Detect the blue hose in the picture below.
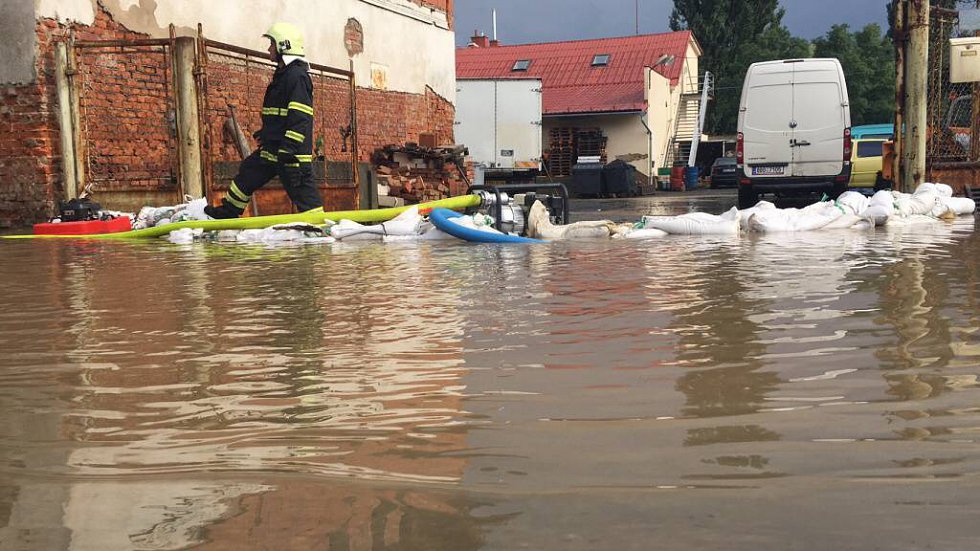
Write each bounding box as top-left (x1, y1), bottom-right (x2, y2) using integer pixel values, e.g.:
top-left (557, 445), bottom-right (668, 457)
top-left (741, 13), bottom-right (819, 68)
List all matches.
top-left (428, 208), bottom-right (547, 244)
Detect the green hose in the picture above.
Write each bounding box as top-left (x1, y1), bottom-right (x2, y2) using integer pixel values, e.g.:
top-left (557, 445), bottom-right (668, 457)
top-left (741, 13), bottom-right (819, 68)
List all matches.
top-left (4, 194), bottom-right (482, 240)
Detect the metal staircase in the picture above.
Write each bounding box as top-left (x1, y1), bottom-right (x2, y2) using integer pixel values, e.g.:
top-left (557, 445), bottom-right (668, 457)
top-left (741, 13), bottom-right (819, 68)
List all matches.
top-left (662, 72), bottom-right (713, 169)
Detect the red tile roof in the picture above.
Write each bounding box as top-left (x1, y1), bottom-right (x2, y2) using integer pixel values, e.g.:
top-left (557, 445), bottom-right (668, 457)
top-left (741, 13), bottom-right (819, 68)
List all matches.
top-left (456, 31), bottom-right (695, 115)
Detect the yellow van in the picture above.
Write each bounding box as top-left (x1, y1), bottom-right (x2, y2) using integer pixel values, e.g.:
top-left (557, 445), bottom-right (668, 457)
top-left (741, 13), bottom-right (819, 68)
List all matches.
top-left (849, 139), bottom-right (885, 188)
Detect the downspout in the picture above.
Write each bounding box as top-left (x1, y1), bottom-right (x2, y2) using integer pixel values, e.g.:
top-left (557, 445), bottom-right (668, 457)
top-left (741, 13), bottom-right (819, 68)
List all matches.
top-left (641, 67), bottom-right (654, 182)
top-left (640, 112), bottom-right (653, 183)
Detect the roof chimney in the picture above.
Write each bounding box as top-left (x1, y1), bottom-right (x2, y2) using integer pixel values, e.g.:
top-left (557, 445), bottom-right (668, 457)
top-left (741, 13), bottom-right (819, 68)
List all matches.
top-left (470, 31), bottom-right (490, 48)
top-left (490, 39), bottom-right (500, 47)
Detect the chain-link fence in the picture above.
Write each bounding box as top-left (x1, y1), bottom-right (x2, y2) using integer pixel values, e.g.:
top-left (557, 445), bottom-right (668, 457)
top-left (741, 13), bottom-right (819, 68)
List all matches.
top-left (927, 7), bottom-right (974, 162)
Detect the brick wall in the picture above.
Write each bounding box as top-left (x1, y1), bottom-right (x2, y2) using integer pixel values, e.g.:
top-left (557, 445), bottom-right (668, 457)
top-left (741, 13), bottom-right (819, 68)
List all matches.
top-left (0, 20), bottom-right (61, 228)
top-left (0, 4), bottom-right (457, 228)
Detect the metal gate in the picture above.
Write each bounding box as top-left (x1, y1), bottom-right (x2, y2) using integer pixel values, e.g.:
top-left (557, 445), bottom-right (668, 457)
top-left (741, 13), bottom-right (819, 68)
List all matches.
top-left (197, 34), bottom-right (360, 215)
top-left (60, 26), bottom-right (360, 214)
top-left (67, 32), bottom-right (183, 210)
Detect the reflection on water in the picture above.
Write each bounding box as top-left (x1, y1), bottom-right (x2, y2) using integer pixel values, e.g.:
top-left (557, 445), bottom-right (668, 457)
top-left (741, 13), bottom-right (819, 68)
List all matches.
top-left (1, 206), bottom-right (979, 549)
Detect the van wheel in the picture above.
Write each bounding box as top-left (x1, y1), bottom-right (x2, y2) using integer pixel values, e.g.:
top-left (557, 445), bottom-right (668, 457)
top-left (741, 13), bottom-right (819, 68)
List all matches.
top-left (737, 185), bottom-right (758, 209)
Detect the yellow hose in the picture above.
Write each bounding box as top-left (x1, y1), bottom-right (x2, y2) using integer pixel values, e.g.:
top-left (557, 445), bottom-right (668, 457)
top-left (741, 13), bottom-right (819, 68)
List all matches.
top-left (3, 194), bottom-right (482, 240)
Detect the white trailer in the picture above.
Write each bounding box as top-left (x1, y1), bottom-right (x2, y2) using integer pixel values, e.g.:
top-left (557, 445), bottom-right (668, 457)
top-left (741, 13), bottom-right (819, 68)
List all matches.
top-left (455, 78), bottom-right (542, 173)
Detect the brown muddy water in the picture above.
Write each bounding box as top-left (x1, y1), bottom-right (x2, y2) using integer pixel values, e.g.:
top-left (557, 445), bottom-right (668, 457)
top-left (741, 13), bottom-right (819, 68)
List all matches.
top-left (1, 191), bottom-right (979, 550)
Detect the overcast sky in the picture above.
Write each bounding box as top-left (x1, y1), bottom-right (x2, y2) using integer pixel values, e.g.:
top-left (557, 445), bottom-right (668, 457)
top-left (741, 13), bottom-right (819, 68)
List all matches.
top-left (454, 1), bottom-right (890, 47)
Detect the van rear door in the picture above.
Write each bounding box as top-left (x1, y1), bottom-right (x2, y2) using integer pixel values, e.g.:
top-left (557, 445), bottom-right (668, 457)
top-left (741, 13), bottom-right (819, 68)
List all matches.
top-left (790, 62), bottom-right (846, 177)
top-left (741, 65), bottom-right (793, 178)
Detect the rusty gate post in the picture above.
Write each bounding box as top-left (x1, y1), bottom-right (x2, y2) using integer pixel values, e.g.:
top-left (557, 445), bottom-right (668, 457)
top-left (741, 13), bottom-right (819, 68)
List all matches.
top-left (174, 36), bottom-right (204, 199)
top-left (902, 0), bottom-right (929, 192)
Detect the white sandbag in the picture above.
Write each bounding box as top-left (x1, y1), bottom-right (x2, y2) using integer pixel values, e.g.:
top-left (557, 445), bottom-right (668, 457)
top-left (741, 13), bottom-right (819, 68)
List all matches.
top-left (172, 197), bottom-right (210, 222)
top-left (821, 213), bottom-right (866, 230)
top-left (526, 200), bottom-right (613, 240)
top-left (835, 191), bottom-right (870, 216)
top-left (860, 204), bottom-right (892, 226)
top-left (237, 224), bottom-right (333, 244)
top-left (330, 219), bottom-right (385, 240)
top-left (747, 203), bottom-right (843, 232)
top-left (380, 206), bottom-right (423, 235)
top-left (893, 189), bottom-right (938, 217)
top-left (215, 230), bottom-right (241, 242)
top-left (641, 208), bottom-right (740, 235)
top-left (913, 182), bottom-right (939, 196)
top-left (885, 214), bottom-right (943, 227)
top-left (940, 196), bottom-right (977, 216)
top-left (618, 227), bottom-right (669, 239)
top-left (736, 201), bottom-right (777, 230)
top-left (419, 225), bottom-right (457, 240)
top-left (166, 227), bottom-right (196, 244)
top-left (447, 214), bottom-right (504, 234)
top-left (926, 182), bottom-right (954, 197)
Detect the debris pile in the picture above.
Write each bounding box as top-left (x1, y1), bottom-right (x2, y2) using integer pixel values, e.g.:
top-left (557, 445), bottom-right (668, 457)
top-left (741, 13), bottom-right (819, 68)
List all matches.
top-left (372, 143), bottom-right (471, 205)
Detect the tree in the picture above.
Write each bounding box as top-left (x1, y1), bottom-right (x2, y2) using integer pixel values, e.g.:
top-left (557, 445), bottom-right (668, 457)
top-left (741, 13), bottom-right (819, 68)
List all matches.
top-left (813, 24), bottom-right (895, 126)
top-left (670, 0), bottom-right (810, 133)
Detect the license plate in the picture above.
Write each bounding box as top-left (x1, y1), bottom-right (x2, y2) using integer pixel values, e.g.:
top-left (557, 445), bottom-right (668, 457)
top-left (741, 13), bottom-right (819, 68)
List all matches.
top-left (752, 165), bottom-right (785, 176)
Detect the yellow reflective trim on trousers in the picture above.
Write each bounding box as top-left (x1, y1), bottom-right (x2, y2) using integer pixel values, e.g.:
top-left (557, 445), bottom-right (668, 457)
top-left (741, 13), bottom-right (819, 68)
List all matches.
top-left (225, 193), bottom-right (248, 210)
top-left (284, 130), bottom-right (305, 143)
top-left (279, 150), bottom-right (313, 163)
top-left (285, 163), bottom-right (300, 168)
top-left (288, 101), bottom-right (314, 116)
top-left (260, 151), bottom-right (278, 163)
top-left (229, 181), bottom-right (251, 203)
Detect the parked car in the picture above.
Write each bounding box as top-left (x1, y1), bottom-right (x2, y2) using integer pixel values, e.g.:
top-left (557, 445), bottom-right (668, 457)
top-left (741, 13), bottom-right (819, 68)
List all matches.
top-left (709, 157), bottom-right (738, 188)
top-left (850, 139), bottom-right (886, 189)
top-left (851, 124), bottom-right (894, 140)
top-left (736, 58), bottom-right (852, 209)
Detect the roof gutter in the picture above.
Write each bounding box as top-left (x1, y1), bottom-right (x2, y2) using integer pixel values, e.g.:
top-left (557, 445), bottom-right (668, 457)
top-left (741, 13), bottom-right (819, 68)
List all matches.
top-left (544, 110), bottom-right (642, 118)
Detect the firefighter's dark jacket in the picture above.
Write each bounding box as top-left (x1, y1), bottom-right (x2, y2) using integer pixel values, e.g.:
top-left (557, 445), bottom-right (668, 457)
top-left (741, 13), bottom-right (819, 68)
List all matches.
top-left (256, 59), bottom-right (314, 166)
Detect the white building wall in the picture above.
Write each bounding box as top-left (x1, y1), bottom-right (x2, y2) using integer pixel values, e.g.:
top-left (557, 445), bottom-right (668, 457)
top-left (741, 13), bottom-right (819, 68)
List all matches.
top-left (29, 0), bottom-right (456, 102)
top-left (542, 114), bottom-right (649, 176)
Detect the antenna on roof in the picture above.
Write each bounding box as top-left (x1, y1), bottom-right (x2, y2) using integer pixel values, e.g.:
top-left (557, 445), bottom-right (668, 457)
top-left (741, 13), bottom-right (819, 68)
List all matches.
top-left (635, 0), bottom-right (638, 35)
top-left (492, 9), bottom-right (498, 41)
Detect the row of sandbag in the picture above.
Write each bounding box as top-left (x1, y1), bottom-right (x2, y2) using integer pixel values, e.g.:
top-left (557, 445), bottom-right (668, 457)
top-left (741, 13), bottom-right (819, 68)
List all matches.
top-left (166, 206), bottom-right (507, 244)
top-left (635, 183), bottom-right (977, 236)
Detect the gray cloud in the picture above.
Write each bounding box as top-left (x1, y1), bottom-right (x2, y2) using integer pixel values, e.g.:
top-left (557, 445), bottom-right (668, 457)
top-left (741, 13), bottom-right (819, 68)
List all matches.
top-left (455, 0), bottom-right (891, 46)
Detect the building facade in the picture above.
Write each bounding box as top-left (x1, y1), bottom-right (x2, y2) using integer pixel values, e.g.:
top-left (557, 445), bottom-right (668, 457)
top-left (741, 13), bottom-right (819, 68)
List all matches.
top-left (456, 31), bottom-right (703, 182)
top-left (0, 0), bottom-right (457, 227)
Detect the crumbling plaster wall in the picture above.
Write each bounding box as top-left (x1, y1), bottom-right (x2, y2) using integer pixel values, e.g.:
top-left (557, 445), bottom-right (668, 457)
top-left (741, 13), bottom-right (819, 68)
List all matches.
top-left (33, 0), bottom-right (456, 103)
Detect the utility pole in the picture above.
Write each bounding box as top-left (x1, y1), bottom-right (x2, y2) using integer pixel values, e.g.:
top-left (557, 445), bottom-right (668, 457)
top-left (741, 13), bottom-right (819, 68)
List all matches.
top-left (902, 0), bottom-right (929, 192)
top-left (893, 0), bottom-right (905, 191)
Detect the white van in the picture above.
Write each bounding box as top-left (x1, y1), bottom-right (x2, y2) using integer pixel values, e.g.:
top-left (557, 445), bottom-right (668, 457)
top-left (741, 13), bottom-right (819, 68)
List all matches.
top-left (736, 58), bottom-right (852, 208)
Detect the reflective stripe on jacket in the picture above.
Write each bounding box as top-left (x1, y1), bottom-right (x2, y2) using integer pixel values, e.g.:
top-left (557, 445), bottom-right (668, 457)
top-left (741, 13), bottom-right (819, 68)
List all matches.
top-left (257, 59), bottom-right (314, 164)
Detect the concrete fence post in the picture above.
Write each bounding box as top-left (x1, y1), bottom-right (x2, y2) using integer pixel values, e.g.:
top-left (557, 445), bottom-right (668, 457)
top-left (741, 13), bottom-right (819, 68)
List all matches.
top-left (902, 0), bottom-right (929, 192)
top-left (174, 36), bottom-right (204, 198)
top-left (54, 42), bottom-right (78, 200)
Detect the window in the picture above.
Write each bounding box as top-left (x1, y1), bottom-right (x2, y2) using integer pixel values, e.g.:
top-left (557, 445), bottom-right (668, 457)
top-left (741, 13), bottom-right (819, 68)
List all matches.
top-left (512, 59), bottom-right (531, 71)
top-left (591, 54), bottom-right (610, 67)
top-left (856, 140), bottom-right (884, 158)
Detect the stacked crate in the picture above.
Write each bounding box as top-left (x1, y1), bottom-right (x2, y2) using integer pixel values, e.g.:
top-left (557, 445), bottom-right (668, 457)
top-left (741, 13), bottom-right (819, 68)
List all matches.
top-left (547, 128), bottom-right (576, 177)
top-left (547, 127), bottom-right (608, 176)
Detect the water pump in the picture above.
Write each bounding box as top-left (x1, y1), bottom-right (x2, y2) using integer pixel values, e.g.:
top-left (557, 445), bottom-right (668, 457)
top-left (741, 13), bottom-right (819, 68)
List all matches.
top-left (468, 183), bottom-right (569, 237)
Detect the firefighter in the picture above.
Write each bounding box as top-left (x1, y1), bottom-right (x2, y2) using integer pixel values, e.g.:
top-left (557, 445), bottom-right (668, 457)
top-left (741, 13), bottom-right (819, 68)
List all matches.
top-left (205, 22), bottom-right (323, 219)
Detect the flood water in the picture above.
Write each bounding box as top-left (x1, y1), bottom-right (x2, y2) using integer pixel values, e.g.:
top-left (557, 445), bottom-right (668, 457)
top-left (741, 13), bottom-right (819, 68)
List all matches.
top-left (1, 191), bottom-right (979, 550)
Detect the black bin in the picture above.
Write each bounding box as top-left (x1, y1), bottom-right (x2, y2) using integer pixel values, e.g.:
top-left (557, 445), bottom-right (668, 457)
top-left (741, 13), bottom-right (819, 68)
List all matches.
top-left (602, 160), bottom-right (637, 197)
top-left (570, 162), bottom-right (603, 197)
